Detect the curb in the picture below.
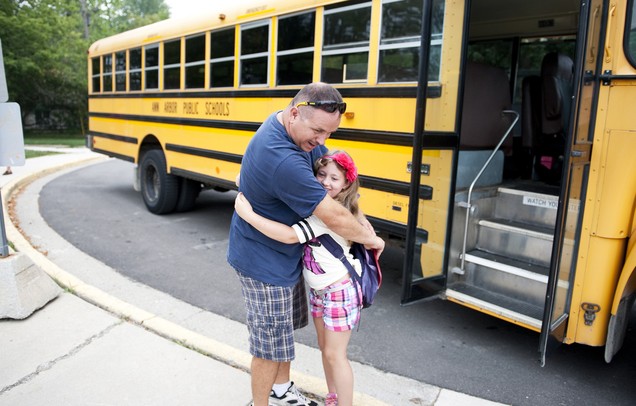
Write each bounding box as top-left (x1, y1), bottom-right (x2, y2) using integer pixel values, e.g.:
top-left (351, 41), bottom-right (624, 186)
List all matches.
top-left (2, 154), bottom-right (391, 406)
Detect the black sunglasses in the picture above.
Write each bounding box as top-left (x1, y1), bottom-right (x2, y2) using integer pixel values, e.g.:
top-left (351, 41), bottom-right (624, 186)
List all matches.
top-left (296, 101), bottom-right (347, 114)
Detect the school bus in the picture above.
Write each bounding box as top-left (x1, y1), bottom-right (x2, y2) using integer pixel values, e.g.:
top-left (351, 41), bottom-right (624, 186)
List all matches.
top-left (87, 0), bottom-right (636, 364)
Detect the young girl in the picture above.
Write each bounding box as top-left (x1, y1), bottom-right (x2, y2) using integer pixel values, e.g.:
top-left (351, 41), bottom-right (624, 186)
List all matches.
top-left (234, 150), bottom-right (366, 406)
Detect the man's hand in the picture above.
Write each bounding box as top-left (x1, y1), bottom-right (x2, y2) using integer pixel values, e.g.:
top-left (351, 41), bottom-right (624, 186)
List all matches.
top-left (365, 235), bottom-right (385, 258)
top-left (357, 212), bottom-right (375, 233)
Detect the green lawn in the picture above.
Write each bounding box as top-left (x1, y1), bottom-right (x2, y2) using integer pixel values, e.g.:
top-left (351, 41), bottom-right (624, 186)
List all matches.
top-left (24, 131), bottom-right (85, 159)
top-left (24, 131), bottom-right (85, 148)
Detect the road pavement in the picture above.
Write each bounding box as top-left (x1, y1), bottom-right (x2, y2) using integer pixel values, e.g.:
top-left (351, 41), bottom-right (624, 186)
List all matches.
top-left (0, 148), bottom-right (507, 405)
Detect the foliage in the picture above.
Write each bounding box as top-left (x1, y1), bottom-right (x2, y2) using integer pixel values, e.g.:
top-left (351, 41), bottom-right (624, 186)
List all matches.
top-left (0, 0), bottom-right (169, 131)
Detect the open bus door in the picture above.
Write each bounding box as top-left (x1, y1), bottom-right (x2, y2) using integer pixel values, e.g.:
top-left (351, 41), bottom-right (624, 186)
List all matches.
top-left (538, 0), bottom-right (602, 365)
top-left (401, 0), bottom-right (447, 304)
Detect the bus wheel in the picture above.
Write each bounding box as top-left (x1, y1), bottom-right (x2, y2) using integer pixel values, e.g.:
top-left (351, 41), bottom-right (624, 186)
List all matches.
top-left (140, 149), bottom-right (179, 214)
top-left (174, 178), bottom-right (201, 212)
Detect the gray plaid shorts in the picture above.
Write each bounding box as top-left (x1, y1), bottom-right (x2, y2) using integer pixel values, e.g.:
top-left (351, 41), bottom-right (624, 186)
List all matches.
top-left (236, 271), bottom-right (308, 362)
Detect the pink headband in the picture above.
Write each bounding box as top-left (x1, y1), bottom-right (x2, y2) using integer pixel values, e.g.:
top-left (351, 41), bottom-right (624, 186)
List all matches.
top-left (329, 153), bottom-right (358, 183)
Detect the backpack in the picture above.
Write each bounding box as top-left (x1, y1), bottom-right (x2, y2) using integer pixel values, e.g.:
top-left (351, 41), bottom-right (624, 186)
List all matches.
top-left (317, 235), bottom-right (382, 308)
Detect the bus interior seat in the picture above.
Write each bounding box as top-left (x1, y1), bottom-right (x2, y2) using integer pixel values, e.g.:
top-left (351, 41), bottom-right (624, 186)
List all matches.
top-left (457, 61), bottom-right (513, 189)
top-left (522, 52), bottom-right (574, 184)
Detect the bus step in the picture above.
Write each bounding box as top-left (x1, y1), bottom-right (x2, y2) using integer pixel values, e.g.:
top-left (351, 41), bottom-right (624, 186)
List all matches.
top-left (446, 282), bottom-right (543, 330)
top-left (476, 218), bottom-right (554, 268)
top-left (495, 185), bottom-right (559, 228)
top-left (462, 249), bottom-right (549, 308)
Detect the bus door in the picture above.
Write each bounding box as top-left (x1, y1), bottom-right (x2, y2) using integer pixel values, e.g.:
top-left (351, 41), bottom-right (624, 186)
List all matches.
top-left (539, 0), bottom-right (602, 365)
top-left (401, 0), bottom-right (452, 304)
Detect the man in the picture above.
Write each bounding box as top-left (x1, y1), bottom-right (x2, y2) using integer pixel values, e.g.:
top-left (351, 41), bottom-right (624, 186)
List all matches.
top-left (228, 83), bottom-right (384, 406)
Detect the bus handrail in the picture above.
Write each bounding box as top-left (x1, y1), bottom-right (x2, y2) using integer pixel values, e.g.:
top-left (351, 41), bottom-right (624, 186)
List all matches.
top-left (453, 110), bottom-right (520, 275)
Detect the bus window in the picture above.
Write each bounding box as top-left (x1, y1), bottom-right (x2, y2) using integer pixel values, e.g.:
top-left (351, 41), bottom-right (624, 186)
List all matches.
top-left (91, 57), bottom-right (100, 93)
top-left (129, 48), bottom-right (142, 91)
top-left (240, 21), bottom-right (270, 86)
top-left (516, 38), bottom-right (575, 104)
top-left (115, 51), bottom-right (126, 92)
top-left (625, 0), bottom-right (636, 67)
top-left (468, 37), bottom-right (575, 105)
top-left (103, 53), bottom-right (113, 92)
top-left (277, 11), bottom-right (315, 86)
top-left (378, 0), bottom-right (444, 83)
top-left (322, 1), bottom-right (371, 83)
top-left (185, 34), bottom-right (206, 89)
top-left (144, 45), bottom-right (159, 90)
top-left (210, 28), bottom-right (235, 88)
top-left (164, 39), bottom-right (181, 90)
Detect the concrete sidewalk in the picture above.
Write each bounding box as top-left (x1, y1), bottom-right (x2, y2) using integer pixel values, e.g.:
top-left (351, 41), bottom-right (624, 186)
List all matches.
top-left (0, 148), bottom-right (508, 406)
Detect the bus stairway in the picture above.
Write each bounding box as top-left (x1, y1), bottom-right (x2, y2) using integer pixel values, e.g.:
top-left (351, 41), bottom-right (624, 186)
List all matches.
top-left (447, 184), bottom-right (571, 329)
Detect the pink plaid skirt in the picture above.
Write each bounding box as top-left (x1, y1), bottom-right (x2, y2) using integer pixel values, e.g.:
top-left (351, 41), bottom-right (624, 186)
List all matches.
top-left (310, 278), bottom-right (361, 332)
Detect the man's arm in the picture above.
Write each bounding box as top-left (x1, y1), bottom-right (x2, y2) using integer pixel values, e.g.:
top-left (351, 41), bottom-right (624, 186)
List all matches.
top-left (313, 194), bottom-right (385, 254)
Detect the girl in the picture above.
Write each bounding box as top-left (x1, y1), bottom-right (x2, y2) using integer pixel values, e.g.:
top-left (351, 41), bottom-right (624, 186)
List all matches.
top-left (234, 150), bottom-right (366, 406)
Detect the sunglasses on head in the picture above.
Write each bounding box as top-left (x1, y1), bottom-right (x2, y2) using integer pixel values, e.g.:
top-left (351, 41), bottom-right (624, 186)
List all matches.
top-left (295, 101), bottom-right (347, 114)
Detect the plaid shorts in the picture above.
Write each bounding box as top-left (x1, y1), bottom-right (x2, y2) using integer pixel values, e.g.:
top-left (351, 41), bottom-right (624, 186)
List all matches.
top-left (310, 278), bottom-right (361, 332)
top-left (236, 271), bottom-right (308, 362)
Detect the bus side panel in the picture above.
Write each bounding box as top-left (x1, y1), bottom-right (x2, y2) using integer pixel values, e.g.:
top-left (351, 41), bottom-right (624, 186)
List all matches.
top-left (568, 129), bottom-right (636, 346)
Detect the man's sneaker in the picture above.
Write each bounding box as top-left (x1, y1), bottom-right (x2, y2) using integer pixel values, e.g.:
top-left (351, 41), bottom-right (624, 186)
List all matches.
top-left (269, 382), bottom-right (319, 406)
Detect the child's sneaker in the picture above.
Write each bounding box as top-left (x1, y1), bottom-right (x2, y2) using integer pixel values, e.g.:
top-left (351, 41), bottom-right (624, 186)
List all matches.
top-left (269, 382), bottom-right (319, 406)
top-left (325, 392), bottom-right (338, 406)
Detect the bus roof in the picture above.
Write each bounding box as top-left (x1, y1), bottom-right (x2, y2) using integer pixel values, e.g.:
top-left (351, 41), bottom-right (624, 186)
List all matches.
top-left (88, 0), bottom-right (346, 56)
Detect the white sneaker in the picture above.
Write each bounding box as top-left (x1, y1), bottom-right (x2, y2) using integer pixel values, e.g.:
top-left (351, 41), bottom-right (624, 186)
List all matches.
top-left (269, 382), bottom-right (319, 406)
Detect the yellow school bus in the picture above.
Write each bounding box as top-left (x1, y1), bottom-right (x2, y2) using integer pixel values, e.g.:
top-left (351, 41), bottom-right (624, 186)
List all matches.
top-left (87, 0), bottom-right (636, 364)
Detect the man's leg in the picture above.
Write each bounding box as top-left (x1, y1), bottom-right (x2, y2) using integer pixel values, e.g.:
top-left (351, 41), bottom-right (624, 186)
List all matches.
top-left (274, 361), bottom-right (291, 385)
top-left (252, 357), bottom-right (281, 406)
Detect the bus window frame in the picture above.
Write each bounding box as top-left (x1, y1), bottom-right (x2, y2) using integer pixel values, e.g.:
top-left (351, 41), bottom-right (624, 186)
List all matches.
top-left (103, 53), bottom-right (113, 92)
top-left (144, 44), bottom-right (160, 91)
top-left (115, 50), bottom-right (126, 92)
top-left (376, 0), bottom-right (446, 84)
top-left (129, 47), bottom-right (142, 92)
top-left (239, 20), bottom-right (271, 87)
top-left (163, 38), bottom-right (182, 90)
top-left (91, 57), bottom-right (101, 93)
top-left (322, 1), bottom-right (372, 84)
top-left (185, 33), bottom-right (206, 89)
top-left (210, 27), bottom-right (236, 89)
top-left (623, 0), bottom-right (636, 68)
top-left (277, 10), bottom-right (316, 86)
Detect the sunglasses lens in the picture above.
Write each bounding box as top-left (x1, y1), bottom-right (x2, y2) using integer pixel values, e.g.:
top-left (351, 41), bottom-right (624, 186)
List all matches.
top-left (320, 103), bottom-right (346, 114)
top-left (298, 101), bottom-right (346, 114)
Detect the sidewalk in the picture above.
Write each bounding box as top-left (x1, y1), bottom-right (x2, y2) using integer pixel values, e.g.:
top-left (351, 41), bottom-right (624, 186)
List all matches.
top-left (0, 148), bottom-right (508, 406)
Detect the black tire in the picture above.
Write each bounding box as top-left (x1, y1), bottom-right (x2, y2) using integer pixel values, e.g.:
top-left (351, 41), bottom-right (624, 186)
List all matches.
top-left (174, 178), bottom-right (202, 213)
top-left (139, 149), bottom-right (180, 214)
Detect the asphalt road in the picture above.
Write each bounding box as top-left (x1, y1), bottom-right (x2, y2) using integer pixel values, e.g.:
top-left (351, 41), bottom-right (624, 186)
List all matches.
top-left (39, 159), bottom-right (636, 406)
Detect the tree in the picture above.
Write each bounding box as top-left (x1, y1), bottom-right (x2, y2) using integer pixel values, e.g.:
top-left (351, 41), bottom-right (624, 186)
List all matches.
top-left (0, 0), bottom-right (169, 131)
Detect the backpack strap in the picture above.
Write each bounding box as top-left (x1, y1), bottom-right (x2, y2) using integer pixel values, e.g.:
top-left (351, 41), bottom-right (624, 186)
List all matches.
top-left (316, 235), bottom-right (363, 306)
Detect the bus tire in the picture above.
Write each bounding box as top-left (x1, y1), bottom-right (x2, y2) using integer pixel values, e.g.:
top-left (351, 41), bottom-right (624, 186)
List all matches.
top-left (174, 178), bottom-right (201, 212)
top-left (140, 149), bottom-right (179, 214)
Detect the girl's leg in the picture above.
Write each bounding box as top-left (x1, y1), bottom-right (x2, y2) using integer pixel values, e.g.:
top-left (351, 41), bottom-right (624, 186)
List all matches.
top-left (323, 329), bottom-right (354, 406)
top-left (313, 316), bottom-right (338, 394)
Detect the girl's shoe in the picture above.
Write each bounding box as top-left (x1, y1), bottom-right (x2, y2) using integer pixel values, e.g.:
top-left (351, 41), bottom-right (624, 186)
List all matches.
top-left (325, 392), bottom-right (338, 406)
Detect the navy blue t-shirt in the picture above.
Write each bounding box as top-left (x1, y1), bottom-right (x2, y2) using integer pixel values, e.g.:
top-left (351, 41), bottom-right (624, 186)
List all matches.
top-left (227, 112), bottom-right (327, 286)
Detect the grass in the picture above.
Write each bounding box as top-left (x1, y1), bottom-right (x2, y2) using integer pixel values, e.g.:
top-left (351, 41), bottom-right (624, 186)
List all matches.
top-left (24, 130), bottom-right (85, 148)
top-left (24, 130), bottom-right (85, 159)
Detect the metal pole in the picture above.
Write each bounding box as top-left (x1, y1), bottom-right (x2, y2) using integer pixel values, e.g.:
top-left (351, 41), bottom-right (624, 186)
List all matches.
top-left (0, 191), bottom-right (9, 257)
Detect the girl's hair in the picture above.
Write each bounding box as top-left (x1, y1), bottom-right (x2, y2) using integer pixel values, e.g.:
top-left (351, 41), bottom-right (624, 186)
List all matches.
top-left (314, 150), bottom-right (360, 216)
